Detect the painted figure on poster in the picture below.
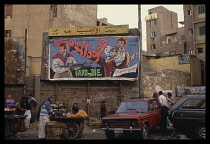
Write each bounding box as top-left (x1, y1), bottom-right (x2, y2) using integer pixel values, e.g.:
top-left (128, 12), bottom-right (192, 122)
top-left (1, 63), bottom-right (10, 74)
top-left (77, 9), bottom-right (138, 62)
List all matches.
top-left (52, 43), bottom-right (80, 78)
top-left (97, 37), bottom-right (138, 77)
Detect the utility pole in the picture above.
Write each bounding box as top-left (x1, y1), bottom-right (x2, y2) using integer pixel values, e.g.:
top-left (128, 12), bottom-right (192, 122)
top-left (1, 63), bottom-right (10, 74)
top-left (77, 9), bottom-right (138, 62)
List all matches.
top-left (138, 4), bottom-right (143, 98)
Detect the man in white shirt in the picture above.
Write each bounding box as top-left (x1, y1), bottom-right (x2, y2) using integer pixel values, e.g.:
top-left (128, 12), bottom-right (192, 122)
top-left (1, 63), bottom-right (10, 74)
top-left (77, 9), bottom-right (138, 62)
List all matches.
top-left (158, 91), bottom-right (169, 135)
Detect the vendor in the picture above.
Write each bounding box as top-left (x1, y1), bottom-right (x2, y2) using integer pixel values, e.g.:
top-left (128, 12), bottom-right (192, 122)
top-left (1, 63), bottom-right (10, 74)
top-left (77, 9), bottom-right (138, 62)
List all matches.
top-left (5, 94), bottom-right (15, 109)
top-left (72, 103), bottom-right (80, 114)
top-left (38, 96), bottom-right (55, 139)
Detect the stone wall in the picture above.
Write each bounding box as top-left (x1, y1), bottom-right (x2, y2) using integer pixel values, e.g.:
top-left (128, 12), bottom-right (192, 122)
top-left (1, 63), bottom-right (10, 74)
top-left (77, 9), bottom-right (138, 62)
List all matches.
top-left (142, 69), bottom-right (191, 98)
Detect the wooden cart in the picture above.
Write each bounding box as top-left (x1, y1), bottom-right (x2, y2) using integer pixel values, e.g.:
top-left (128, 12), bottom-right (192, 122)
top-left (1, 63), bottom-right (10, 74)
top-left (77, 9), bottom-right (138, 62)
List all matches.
top-left (49, 116), bottom-right (86, 140)
top-left (5, 115), bottom-right (27, 138)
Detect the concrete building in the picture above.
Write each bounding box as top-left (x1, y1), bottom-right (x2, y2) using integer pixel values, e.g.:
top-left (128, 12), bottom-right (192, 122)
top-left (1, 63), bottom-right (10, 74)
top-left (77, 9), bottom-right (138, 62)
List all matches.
top-left (4, 4), bottom-right (97, 77)
top-left (97, 18), bottom-right (113, 26)
top-left (183, 4), bottom-right (206, 62)
top-left (146, 6), bottom-right (185, 56)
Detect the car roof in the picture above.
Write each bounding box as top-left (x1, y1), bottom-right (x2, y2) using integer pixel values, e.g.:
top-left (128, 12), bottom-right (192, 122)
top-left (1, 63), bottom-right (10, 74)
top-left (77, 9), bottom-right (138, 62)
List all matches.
top-left (122, 98), bottom-right (156, 102)
top-left (184, 95), bottom-right (205, 99)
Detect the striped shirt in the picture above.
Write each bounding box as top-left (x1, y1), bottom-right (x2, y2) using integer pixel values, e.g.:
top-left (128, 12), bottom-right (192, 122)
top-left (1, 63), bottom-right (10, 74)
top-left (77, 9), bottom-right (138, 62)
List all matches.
top-left (40, 100), bottom-right (55, 116)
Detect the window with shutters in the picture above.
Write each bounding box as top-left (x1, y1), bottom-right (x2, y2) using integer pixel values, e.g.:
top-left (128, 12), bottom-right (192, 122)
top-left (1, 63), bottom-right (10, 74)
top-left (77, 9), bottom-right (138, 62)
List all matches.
top-left (50, 4), bottom-right (57, 18)
top-left (150, 19), bottom-right (157, 26)
top-left (187, 10), bottom-right (192, 15)
top-left (150, 32), bottom-right (156, 37)
top-left (5, 5), bottom-right (12, 19)
top-left (189, 29), bottom-right (193, 35)
top-left (198, 5), bottom-right (205, 14)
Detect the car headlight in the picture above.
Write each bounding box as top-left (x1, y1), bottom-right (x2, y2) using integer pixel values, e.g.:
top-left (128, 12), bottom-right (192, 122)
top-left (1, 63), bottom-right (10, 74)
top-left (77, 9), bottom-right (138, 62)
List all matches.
top-left (131, 121), bottom-right (137, 127)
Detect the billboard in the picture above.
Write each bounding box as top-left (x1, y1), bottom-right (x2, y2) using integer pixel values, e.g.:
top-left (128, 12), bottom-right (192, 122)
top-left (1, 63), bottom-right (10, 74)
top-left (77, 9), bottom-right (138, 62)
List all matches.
top-left (49, 36), bottom-right (140, 80)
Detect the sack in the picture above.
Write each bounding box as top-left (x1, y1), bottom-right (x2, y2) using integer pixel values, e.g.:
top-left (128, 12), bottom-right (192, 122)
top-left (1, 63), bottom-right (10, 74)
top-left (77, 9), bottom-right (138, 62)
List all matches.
top-left (74, 109), bottom-right (88, 117)
top-left (24, 110), bottom-right (31, 128)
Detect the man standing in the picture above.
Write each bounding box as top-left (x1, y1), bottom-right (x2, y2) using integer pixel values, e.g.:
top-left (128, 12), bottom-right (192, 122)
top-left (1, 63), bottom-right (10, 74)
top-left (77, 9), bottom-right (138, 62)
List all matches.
top-left (28, 94), bottom-right (37, 127)
top-left (38, 96), bottom-right (55, 139)
top-left (158, 91), bottom-right (169, 135)
top-left (52, 43), bottom-right (79, 79)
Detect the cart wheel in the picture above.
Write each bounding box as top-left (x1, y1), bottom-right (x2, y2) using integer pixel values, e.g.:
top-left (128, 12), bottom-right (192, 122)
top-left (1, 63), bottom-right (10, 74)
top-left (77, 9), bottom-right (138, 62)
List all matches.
top-left (63, 122), bottom-right (80, 140)
top-left (5, 122), bottom-right (10, 138)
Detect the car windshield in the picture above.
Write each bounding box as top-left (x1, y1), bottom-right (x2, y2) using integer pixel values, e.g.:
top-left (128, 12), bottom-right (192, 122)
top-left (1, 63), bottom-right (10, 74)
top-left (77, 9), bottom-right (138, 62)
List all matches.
top-left (169, 96), bottom-right (187, 111)
top-left (116, 100), bottom-right (148, 113)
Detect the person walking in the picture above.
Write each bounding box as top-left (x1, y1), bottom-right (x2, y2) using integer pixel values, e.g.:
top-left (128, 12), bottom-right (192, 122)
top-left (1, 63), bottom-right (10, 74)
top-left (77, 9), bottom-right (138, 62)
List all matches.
top-left (28, 94), bottom-right (38, 127)
top-left (38, 96), bottom-right (55, 139)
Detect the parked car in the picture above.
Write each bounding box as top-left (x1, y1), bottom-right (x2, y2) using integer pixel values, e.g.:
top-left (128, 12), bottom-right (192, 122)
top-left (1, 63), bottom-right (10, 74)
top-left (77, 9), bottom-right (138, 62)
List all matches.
top-left (168, 95), bottom-right (205, 139)
top-left (101, 98), bottom-right (161, 139)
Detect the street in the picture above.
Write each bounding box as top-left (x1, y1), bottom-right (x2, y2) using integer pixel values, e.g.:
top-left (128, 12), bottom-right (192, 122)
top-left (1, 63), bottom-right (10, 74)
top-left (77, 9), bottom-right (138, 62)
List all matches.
top-left (5, 120), bottom-right (190, 140)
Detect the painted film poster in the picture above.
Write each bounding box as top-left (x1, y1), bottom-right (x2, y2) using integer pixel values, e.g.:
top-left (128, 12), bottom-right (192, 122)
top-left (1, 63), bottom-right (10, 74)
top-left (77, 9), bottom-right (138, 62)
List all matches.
top-left (49, 36), bottom-right (140, 80)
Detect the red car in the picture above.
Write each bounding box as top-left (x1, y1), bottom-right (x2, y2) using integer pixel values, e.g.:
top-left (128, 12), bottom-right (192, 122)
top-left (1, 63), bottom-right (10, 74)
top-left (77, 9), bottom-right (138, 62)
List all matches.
top-left (101, 98), bottom-right (161, 139)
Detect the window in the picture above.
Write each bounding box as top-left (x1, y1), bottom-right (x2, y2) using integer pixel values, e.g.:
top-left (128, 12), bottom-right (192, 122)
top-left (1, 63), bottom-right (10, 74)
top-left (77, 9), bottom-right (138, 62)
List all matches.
top-left (5, 5), bottom-right (12, 19)
top-left (167, 38), bottom-right (171, 44)
top-left (150, 32), bottom-right (157, 37)
top-left (197, 48), bottom-right (203, 53)
top-left (152, 101), bottom-right (160, 109)
top-left (187, 10), bottom-right (192, 15)
top-left (189, 50), bottom-right (194, 55)
top-left (189, 29), bottom-right (193, 35)
top-left (150, 19), bottom-right (157, 26)
top-left (198, 5), bottom-right (205, 14)
top-left (97, 21), bottom-right (100, 26)
top-left (199, 26), bottom-right (205, 35)
top-left (5, 30), bottom-right (11, 37)
top-left (150, 44), bottom-right (155, 50)
top-left (50, 4), bottom-right (57, 18)
top-left (180, 99), bottom-right (205, 110)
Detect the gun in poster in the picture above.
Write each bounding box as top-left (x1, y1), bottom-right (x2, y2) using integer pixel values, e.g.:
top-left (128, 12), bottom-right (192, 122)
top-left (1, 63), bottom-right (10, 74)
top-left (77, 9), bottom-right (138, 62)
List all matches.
top-left (60, 61), bottom-right (92, 70)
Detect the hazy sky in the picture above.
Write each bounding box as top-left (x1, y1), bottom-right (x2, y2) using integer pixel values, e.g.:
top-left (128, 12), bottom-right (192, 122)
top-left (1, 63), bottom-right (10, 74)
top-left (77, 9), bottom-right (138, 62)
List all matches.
top-left (97, 4), bottom-right (184, 50)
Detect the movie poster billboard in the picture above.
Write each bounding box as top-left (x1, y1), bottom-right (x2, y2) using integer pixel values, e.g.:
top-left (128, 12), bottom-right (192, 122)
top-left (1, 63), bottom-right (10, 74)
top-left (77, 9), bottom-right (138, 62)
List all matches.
top-left (49, 36), bottom-right (140, 80)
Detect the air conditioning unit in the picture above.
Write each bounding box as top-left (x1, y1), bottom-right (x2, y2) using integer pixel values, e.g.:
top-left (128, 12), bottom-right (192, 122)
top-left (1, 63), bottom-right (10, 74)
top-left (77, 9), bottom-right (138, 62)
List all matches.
top-left (7, 16), bottom-right (11, 19)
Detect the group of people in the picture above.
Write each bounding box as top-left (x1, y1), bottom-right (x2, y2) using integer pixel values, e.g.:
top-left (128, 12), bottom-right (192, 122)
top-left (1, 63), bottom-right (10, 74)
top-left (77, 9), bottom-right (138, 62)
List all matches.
top-left (5, 94), bottom-right (38, 128)
top-left (153, 91), bottom-right (175, 135)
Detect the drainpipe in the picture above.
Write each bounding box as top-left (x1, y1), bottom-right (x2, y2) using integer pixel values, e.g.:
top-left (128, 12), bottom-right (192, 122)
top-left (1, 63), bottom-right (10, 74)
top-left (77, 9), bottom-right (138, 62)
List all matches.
top-left (138, 4), bottom-right (143, 98)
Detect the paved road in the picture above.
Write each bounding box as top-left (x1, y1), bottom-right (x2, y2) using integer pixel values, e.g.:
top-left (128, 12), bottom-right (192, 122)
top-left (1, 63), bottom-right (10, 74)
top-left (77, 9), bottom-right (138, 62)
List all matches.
top-left (5, 120), bottom-right (190, 140)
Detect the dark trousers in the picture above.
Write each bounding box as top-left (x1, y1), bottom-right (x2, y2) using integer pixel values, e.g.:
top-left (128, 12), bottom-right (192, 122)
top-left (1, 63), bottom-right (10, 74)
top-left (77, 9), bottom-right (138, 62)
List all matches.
top-left (160, 106), bottom-right (169, 133)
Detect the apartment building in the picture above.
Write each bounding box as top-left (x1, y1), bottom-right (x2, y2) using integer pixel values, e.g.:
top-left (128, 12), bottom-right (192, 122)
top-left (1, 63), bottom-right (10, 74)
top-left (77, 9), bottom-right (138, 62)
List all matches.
top-left (183, 4), bottom-right (206, 62)
top-left (5, 4), bottom-right (97, 77)
top-left (146, 6), bottom-right (185, 56)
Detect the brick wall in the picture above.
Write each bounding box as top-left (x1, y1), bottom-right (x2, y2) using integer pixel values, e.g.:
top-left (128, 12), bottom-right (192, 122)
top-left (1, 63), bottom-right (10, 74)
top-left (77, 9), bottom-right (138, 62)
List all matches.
top-left (142, 69), bottom-right (191, 98)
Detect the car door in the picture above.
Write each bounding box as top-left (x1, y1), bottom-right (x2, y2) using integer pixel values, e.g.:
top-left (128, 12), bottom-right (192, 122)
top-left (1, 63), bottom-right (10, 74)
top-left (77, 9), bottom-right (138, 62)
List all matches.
top-left (172, 98), bottom-right (205, 131)
top-left (148, 100), bottom-right (156, 128)
top-left (152, 100), bottom-right (161, 127)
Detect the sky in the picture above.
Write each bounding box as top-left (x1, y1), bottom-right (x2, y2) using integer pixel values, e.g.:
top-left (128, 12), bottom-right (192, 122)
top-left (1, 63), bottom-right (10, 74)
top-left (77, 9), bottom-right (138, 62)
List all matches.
top-left (97, 4), bottom-right (184, 51)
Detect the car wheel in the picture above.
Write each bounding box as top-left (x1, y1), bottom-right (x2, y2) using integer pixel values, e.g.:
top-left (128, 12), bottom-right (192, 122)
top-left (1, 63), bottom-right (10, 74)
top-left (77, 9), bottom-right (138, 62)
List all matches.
top-left (195, 124), bottom-right (205, 139)
top-left (141, 124), bottom-right (148, 139)
top-left (105, 130), bottom-right (115, 139)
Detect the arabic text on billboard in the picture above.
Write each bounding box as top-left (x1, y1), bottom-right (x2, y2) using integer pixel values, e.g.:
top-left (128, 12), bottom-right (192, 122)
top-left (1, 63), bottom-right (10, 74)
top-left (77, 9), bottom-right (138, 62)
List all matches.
top-left (49, 36), bottom-right (140, 80)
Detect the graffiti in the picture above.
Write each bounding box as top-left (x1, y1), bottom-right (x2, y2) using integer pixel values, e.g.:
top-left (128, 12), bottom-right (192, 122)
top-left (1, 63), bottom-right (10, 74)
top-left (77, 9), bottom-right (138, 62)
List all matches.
top-left (49, 36), bottom-right (140, 80)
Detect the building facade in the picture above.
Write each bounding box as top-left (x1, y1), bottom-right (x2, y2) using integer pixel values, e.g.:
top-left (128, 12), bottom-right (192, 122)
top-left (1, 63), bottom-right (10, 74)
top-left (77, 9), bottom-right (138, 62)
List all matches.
top-left (5, 4), bottom-right (97, 77)
top-left (146, 6), bottom-right (185, 56)
top-left (183, 4), bottom-right (206, 62)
